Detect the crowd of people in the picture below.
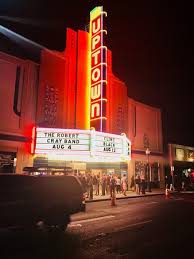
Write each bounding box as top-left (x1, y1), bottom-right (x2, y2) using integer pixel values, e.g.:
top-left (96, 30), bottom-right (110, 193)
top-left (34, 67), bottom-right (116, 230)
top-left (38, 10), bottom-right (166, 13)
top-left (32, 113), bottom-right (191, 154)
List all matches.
top-left (134, 172), bottom-right (147, 195)
top-left (165, 171), bottom-right (194, 191)
top-left (77, 173), bottom-right (128, 200)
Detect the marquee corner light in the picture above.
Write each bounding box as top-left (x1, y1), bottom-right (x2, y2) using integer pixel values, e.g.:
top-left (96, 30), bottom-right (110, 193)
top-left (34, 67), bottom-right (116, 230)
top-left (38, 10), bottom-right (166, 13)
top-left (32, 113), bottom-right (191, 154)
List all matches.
top-left (32, 127), bottom-right (131, 162)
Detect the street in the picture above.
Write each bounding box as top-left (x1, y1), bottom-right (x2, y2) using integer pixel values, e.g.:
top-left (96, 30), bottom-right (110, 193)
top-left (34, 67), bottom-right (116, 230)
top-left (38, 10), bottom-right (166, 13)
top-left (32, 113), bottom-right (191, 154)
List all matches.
top-left (69, 193), bottom-right (194, 258)
top-left (1, 193), bottom-right (194, 259)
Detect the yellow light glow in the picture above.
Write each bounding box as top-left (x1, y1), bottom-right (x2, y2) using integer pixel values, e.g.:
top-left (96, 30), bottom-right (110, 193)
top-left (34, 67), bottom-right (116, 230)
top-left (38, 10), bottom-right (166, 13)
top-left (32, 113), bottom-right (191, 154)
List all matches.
top-left (91, 98), bottom-right (107, 104)
top-left (85, 32), bottom-right (90, 129)
top-left (31, 126), bottom-right (36, 154)
top-left (91, 29), bottom-right (107, 38)
top-left (90, 117), bottom-right (107, 121)
top-left (91, 80), bottom-right (107, 87)
top-left (90, 63), bottom-right (107, 70)
top-left (91, 46), bottom-right (107, 52)
top-left (90, 6), bottom-right (103, 21)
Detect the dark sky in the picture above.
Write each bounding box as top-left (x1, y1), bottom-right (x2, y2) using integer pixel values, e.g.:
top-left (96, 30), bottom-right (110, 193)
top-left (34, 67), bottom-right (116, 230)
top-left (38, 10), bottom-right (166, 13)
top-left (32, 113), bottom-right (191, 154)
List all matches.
top-left (0, 0), bottom-right (194, 147)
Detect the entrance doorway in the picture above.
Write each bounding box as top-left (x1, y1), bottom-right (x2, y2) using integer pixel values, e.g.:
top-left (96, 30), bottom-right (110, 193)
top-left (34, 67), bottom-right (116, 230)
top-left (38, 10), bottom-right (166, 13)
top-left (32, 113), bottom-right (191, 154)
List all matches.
top-left (0, 152), bottom-right (16, 173)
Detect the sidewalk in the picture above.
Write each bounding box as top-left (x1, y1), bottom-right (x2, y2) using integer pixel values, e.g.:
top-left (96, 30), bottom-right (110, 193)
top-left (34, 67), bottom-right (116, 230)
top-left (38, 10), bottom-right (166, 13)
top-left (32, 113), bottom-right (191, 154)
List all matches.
top-left (86, 188), bottom-right (165, 203)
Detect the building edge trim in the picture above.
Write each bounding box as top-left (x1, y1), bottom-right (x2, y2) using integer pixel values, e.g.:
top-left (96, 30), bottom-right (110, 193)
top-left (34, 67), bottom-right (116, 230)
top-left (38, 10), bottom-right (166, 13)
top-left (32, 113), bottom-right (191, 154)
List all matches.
top-left (0, 133), bottom-right (30, 143)
top-left (132, 149), bottom-right (163, 157)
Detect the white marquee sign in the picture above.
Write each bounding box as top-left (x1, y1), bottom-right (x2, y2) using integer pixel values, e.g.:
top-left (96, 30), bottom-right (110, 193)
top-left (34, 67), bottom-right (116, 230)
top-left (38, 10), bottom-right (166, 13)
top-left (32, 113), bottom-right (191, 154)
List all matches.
top-left (32, 127), bottom-right (131, 162)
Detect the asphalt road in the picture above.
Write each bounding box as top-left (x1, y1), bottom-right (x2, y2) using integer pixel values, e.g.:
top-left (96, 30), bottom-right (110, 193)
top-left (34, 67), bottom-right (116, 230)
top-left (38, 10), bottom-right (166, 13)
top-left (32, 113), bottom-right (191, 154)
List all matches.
top-left (69, 193), bottom-right (194, 258)
top-left (1, 193), bottom-right (194, 259)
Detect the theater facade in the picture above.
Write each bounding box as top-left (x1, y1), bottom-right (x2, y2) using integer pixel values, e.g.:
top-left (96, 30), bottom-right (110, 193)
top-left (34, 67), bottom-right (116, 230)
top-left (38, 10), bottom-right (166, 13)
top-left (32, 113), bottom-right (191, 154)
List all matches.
top-left (0, 6), bottom-right (165, 188)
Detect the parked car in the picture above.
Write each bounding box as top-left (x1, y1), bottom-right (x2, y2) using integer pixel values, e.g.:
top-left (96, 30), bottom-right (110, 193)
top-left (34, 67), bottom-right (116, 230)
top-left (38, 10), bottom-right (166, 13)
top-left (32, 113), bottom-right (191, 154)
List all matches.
top-left (0, 174), bottom-right (85, 230)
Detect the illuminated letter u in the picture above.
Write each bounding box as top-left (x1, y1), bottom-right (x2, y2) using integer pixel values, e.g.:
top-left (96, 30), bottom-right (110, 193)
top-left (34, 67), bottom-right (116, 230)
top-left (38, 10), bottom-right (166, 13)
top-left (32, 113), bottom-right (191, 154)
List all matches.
top-left (92, 17), bottom-right (101, 34)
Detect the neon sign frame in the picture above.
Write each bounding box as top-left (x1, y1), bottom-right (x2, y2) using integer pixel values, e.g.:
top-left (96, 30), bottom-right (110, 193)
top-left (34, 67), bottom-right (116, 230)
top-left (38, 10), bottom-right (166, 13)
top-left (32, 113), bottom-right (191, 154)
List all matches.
top-left (90, 6), bottom-right (107, 131)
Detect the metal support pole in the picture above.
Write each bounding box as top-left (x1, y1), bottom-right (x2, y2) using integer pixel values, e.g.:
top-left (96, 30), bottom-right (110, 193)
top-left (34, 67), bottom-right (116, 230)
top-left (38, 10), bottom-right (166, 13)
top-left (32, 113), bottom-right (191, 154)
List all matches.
top-left (146, 148), bottom-right (152, 192)
top-left (169, 144), bottom-right (174, 191)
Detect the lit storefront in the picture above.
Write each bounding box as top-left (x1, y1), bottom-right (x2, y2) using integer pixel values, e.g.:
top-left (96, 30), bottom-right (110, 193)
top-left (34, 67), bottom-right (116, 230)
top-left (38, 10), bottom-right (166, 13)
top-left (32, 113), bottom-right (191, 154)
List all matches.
top-left (29, 127), bottom-right (131, 176)
top-left (168, 144), bottom-right (194, 189)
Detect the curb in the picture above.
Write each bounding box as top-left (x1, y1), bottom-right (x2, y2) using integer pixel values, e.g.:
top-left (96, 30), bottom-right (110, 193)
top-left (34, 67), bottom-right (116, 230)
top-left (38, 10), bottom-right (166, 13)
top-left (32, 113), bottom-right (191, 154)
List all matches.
top-left (86, 192), bottom-right (165, 203)
top-left (180, 191), bottom-right (194, 194)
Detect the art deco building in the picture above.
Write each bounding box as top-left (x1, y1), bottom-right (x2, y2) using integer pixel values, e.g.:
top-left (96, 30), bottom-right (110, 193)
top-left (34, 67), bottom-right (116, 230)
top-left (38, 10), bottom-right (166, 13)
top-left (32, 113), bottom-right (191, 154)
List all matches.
top-left (0, 7), bottom-right (165, 188)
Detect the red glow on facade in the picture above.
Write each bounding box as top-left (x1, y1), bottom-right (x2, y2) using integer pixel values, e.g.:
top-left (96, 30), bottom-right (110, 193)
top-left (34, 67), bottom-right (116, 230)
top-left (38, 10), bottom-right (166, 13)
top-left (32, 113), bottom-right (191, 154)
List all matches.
top-left (23, 123), bottom-right (36, 154)
top-left (30, 126), bottom-right (36, 154)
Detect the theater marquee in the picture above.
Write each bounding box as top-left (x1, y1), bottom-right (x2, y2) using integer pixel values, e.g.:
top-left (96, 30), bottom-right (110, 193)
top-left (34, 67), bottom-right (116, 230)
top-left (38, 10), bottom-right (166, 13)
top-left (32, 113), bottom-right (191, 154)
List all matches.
top-left (90, 6), bottom-right (107, 132)
top-left (32, 127), bottom-right (131, 162)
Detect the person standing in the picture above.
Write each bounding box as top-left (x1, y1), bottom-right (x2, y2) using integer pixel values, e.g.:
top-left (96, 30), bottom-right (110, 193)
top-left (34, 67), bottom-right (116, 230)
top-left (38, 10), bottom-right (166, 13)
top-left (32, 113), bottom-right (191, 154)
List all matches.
top-left (116, 176), bottom-right (121, 194)
top-left (130, 175), bottom-right (135, 191)
top-left (88, 174), bottom-right (93, 200)
top-left (121, 174), bottom-right (127, 196)
top-left (86, 174), bottom-right (90, 198)
top-left (135, 174), bottom-right (141, 195)
top-left (106, 174), bottom-right (111, 195)
top-left (169, 174), bottom-right (173, 191)
top-left (110, 175), bottom-right (116, 197)
top-left (101, 174), bottom-right (106, 196)
top-left (79, 174), bottom-right (87, 194)
top-left (93, 175), bottom-right (98, 195)
top-left (96, 174), bottom-right (100, 195)
top-left (140, 171), bottom-right (146, 194)
top-left (165, 175), bottom-right (168, 189)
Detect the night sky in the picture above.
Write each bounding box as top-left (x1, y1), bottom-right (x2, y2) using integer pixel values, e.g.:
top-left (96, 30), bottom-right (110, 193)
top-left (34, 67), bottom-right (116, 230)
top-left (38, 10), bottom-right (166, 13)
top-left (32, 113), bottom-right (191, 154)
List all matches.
top-left (0, 0), bottom-right (194, 147)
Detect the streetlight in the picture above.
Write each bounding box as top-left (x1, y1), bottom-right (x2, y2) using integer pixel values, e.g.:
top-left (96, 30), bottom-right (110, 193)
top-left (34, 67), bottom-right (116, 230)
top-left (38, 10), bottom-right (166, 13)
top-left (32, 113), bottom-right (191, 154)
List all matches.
top-left (145, 148), bottom-right (152, 192)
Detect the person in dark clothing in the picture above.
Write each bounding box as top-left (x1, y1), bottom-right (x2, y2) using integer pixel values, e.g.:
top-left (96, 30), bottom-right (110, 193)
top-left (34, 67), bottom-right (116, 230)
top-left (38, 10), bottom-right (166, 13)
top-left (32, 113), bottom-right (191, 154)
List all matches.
top-left (101, 174), bottom-right (106, 196)
top-left (93, 175), bottom-right (98, 195)
top-left (110, 175), bottom-right (116, 197)
top-left (165, 175), bottom-right (168, 189)
top-left (79, 174), bottom-right (87, 193)
top-left (130, 175), bottom-right (135, 191)
top-left (106, 175), bottom-right (111, 195)
top-left (96, 175), bottom-right (100, 195)
top-left (168, 174), bottom-right (173, 190)
top-left (88, 175), bottom-right (93, 200)
top-left (135, 174), bottom-right (141, 195)
top-left (86, 174), bottom-right (91, 198)
top-left (140, 171), bottom-right (146, 194)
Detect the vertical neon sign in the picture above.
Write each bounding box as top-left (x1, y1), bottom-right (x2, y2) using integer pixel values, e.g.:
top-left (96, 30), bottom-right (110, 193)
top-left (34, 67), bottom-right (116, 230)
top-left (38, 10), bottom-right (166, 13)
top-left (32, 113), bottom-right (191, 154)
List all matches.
top-left (90, 6), bottom-right (107, 132)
